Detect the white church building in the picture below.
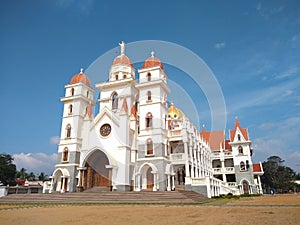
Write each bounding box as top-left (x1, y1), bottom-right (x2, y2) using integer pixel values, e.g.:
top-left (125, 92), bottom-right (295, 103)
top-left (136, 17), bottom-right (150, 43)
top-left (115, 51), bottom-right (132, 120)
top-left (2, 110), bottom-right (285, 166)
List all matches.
top-left (46, 42), bottom-right (263, 198)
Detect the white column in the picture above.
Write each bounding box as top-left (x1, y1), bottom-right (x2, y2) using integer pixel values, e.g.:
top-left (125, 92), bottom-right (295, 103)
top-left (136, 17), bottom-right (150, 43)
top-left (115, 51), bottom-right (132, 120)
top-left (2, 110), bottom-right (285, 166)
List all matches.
top-left (167, 175), bottom-right (171, 191)
top-left (61, 177), bottom-right (65, 193)
top-left (151, 171), bottom-right (157, 191)
top-left (136, 173), bottom-right (141, 191)
top-left (184, 142), bottom-right (190, 177)
top-left (257, 175), bottom-right (262, 194)
top-left (171, 175), bottom-right (175, 190)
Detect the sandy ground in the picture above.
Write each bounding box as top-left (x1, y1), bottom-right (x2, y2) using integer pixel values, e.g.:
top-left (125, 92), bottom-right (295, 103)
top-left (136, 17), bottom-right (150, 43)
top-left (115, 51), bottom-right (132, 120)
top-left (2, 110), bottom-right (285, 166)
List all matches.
top-left (0, 194), bottom-right (299, 225)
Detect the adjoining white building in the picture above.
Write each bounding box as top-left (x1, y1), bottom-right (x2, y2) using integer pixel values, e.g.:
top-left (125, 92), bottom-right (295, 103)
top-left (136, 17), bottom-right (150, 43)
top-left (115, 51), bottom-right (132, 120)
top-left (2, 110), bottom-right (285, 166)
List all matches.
top-left (46, 42), bottom-right (263, 197)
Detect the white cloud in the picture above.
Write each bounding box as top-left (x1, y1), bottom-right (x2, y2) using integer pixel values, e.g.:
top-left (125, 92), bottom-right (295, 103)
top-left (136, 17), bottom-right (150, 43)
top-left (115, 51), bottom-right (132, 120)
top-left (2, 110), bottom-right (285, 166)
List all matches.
top-left (214, 42), bottom-right (226, 49)
top-left (228, 75), bottom-right (300, 113)
top-left (274, 66), bottom-right (299, 79)
top-left (252, 117), bottom-right (300, 171)
top-left (49, 136), bottom-right (60, 145)
top-left (13, 153), bottom-right (57, 176)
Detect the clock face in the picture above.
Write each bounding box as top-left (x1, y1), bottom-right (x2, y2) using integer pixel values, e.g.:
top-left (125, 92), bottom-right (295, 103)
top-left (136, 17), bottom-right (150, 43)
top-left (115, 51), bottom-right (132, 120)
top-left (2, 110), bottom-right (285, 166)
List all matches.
top-left (100, 124), bottom-right (111, 137)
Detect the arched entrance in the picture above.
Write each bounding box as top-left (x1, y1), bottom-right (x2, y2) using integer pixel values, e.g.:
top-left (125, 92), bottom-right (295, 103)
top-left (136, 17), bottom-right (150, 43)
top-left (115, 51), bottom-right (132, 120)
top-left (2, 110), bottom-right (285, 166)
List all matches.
top-left (139, 163), bottom-right (158, 191)
top-left (52, 169), bottom-right (69, 193)
top-left (242, 180), bottom-right (249, 194)
top-left (83, 150), bottom-right (111, 190)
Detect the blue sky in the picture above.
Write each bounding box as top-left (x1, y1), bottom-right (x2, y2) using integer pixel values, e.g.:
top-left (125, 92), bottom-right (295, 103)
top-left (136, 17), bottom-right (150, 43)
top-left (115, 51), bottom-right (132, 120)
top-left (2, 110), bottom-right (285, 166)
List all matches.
top-left (1, 0), bottom-right (300, 175)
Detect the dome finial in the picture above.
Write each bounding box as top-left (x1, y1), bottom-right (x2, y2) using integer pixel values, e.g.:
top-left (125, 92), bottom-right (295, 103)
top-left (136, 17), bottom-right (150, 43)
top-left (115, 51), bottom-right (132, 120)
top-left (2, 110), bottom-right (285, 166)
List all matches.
top-left (151, 51), bottom-right (155, 58)
top-left (80, 68), bottom-right (84, 74)
top-left (119, 41), bottom-right (125, 55)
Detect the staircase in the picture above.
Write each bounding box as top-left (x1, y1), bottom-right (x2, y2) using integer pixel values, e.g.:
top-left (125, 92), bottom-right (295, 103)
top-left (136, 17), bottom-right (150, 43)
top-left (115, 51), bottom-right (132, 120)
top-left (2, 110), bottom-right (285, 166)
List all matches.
top-left (0, 190), bottom-right (209, 204)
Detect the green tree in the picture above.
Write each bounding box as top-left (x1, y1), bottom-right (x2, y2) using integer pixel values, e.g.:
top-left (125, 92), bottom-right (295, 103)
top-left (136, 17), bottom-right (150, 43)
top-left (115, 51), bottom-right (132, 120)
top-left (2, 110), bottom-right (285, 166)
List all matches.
top-left (38, 172), bottom-right (48, 181)
top-left (26, 172), bottom-right (36, 181)
top-left (0, 154), bottom-right (17, 185)
top-left (16, 168), bottom-right (28, 179)
top-left (261, 156), bottom-right (296, 193)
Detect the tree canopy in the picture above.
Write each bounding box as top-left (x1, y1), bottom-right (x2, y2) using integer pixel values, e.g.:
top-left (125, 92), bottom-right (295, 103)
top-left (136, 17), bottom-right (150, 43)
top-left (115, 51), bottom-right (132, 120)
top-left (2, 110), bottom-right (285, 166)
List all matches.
top-left (261, 155), bottom-right (297, 193)
top-left (0, 154), bottom-right (17, 185)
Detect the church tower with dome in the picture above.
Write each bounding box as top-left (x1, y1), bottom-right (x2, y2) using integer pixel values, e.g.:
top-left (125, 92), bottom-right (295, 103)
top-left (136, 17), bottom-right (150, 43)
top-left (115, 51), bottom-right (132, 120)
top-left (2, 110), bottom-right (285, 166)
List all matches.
top-left (46, 42), bottom-right (263, 197)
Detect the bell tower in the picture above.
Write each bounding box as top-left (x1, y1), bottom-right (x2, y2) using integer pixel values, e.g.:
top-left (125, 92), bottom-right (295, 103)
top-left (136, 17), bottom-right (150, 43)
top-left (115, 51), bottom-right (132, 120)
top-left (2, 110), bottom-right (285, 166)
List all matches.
top-left (135, 52), bottom-right (170, 191)
top-left (56, 69), bottom-right (95, 192)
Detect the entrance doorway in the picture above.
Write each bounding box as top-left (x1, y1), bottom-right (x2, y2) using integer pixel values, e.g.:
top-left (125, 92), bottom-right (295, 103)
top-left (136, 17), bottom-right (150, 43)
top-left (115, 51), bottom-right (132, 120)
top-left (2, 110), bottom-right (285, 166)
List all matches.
top-left (84, 150), bottom-right (110, 190)
top-left (242, 180), bottom-right (249, 194)
top-left (146, 167), bottom-right (154, 190)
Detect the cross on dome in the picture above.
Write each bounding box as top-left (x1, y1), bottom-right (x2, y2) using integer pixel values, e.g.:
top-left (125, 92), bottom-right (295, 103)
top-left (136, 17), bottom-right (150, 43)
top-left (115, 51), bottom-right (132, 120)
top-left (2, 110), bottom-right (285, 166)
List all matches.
top-left (80, 68), bottom-right (84, 74)
top-left (119, 41), bottom-right (125, 55)
top-left (150, 51), bottom-right (155, 57)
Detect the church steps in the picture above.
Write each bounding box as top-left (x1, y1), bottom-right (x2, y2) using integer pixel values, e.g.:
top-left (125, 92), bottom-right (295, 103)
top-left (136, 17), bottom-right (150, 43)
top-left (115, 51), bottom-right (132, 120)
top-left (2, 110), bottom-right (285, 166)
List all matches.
top-left (0, 191), bottom-right (208, 204)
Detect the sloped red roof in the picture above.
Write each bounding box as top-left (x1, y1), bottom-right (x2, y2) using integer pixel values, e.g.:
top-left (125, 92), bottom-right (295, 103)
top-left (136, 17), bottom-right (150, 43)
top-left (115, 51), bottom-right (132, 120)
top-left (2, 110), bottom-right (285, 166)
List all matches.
top-left (230, 118), bottom-right (249, 142)
top-left (200, 128), bottom-right (225, 151)
top-left (224, 140), bottom-right (232, 150)
top-left (122, 97), bottom-right (128, 113)
top-left (253, 163), bottom-right (263, 173)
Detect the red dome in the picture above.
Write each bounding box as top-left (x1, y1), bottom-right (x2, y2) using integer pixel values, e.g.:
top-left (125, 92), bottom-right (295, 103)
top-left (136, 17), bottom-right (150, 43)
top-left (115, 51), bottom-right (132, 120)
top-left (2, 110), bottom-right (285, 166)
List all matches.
top-left (142, 56), bottom-right (164, 70)
top-left (70, 72), bottom-right (91, 87)
top-left (112, 54), bottom-right (134, 68)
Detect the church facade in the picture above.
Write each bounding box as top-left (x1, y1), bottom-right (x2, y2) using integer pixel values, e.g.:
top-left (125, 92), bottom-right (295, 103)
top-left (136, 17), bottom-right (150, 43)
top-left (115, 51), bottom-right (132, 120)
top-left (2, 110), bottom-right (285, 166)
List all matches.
top-left (46, 42), bottom-right (263, 197)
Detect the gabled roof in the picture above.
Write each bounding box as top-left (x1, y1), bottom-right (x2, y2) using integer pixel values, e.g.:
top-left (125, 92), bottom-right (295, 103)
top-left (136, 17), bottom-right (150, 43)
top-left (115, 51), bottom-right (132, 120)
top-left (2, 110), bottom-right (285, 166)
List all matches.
top-left (230, 118), bottom-right (249, 142)
top-left (122, 97), bottom-right (128, 113)
top-left (253, 163), bottom-right (263, 173)
top-left (200, 127), bottom-right (225, 151)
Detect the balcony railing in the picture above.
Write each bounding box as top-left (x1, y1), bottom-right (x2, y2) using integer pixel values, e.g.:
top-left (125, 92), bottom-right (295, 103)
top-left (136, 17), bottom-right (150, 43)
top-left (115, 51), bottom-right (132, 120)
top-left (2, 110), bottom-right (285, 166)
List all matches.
top-left (170, 153), bottom-right (186, 161)
top-left (168, 130), bottom-right (182, 137)
top-left (212, 167), bottom-right (235, 174)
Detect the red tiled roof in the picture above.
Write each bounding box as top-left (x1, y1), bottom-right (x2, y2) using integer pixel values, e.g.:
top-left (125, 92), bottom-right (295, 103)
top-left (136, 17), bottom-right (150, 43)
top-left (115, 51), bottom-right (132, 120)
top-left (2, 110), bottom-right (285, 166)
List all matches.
top-left (70, 72), bottom-right (91, 87)
top-left (142, 56), bottom-right (164, 70)
top-left (253, 163), bottom-right (263, 173)
top-left (200, 128), bottom-right (225, 151)
top-left (230, 118), bottom-right (249, 142)
top-left (112, 54), bottom-right (134, 68)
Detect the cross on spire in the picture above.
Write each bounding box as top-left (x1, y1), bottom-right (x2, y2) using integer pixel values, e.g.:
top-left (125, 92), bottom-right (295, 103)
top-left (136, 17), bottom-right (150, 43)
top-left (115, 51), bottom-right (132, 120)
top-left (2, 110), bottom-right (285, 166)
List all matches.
top-left (80, 68), bottom-right (84, 74)
top-left (150, 51), bottom-right (155, 57)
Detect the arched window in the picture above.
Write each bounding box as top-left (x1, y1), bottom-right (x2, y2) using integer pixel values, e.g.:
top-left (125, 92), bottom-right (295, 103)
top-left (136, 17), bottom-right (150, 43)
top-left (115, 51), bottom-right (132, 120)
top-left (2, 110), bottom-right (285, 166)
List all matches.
top-left (112, 92), bottom-right (118, 111)
top-left (66, 124), bottom-right (71, 138)
top-left (147, 72), bottom-right (151, 81)
top-left (70, 88), bottom-right (75, 96)
top-left (62, 147), bottom-right (69, 162)
top-left (147, 139), bottom-right (153, 155)
top-left (145, 112), bottom-right (153, 128)
top-left (69, 104), bottom-right (73, 114)
top-left (123, 74), bottom-right (127, 79)
top-left (86, 91), bottom-right (89, 98)
top-left (238, 146), bottom-right (243, 154)
top-left (147, 91), bottom-right (151, 101)
top-left (115, 74), bottom-right (119, 80)
top-left (237, 134), bottom-right (241, 141)
top-left (240, 161), bottom-right (246, 171)
top-left (246, 160), bottom-right (249, 170)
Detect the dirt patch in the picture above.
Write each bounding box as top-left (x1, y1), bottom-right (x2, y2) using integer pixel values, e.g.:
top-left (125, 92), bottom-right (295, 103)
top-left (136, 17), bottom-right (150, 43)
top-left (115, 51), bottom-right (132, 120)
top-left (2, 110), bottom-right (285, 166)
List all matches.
top-left (0, 194), bottom-right (299, 225)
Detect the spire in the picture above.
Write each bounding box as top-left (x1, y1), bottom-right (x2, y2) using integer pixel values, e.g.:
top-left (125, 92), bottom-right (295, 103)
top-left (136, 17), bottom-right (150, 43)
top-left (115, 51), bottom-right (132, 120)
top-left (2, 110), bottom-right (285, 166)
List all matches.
top-left (119, 41), bottom-right (125, 55)
top-left (122, 97), bottom-right (128, 113)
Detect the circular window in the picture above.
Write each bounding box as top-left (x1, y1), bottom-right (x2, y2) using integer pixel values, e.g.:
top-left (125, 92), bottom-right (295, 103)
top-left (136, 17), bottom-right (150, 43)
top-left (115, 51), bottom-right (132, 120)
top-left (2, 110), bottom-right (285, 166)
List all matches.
top-left (100, 124), bottom-right (111, 137)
